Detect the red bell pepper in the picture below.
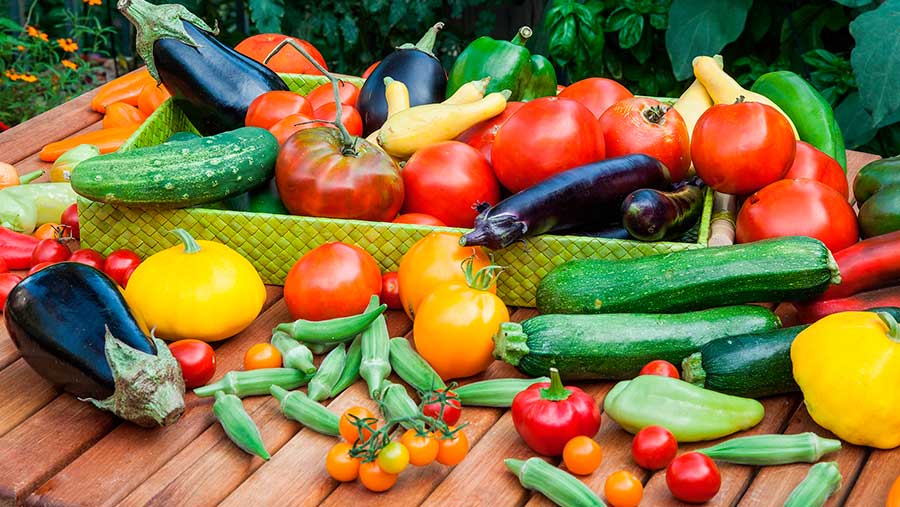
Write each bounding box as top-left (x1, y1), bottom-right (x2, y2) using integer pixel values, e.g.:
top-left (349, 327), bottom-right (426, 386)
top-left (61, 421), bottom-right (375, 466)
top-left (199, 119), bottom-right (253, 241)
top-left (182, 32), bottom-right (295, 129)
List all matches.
top-left (0, 226), bottom-right (39, 269)
top-left (794, 285), bottom-right (900, 324)
top-left (816, 231), bottom-right (900, 300)
top-left (511, 367), bottom-right (601, 456)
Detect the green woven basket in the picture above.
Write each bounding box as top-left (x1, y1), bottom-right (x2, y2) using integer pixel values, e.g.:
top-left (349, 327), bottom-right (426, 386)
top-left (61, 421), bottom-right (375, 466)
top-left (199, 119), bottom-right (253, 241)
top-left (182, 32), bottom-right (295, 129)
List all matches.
top-left (80, 73), bottom-right (712, 308)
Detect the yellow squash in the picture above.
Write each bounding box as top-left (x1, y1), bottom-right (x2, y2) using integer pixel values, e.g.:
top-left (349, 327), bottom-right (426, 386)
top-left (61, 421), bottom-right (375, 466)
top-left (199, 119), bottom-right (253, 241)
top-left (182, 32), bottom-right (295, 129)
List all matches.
top-left (443, 77), bottom-right (490, 105)
top-left (365, 77), bottom-right (410, 157)
top-left (791, 311), bottom-right (900, 448)
top-left (124, 228), bottom-right (266, 342)
top-left (674, 55), bottom-right (721, 141)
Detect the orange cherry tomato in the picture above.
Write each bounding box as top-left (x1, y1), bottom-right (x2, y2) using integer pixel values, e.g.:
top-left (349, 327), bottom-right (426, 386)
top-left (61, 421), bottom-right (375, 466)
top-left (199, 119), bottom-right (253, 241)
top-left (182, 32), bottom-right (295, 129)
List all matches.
top-left (102, 102), bottom-right (147, 129)
top-left (267, 113), bottom-right (323, 145)
top-left (605, 470), bottom-right (643, 507)
top-left (358, 460), bottom-right (398, 492)
top-left (312, 102), bottom-right (363, 137)
top-left (392, 213), bottom-right (446, 226)
top-left (339, 406), bottom-right (378, 443)
top-left (436, 429), bottom-right (469, 466)
top-left (400, 428), bottom-right (439, 466)
top-left (137, 82), bottom-right (171, 116)
top-left (563, 436), bottom-right (603, 475)
top-left (306, 81), bottom-right (360, 109)
top-left (242, 343), bottom-right (282, 370)
top-left (33, 223), bottom-right (67, 240)
top-left (245, 91), bottom-right (314, 130)
top-left (326, 442), bottom-right (361, 482)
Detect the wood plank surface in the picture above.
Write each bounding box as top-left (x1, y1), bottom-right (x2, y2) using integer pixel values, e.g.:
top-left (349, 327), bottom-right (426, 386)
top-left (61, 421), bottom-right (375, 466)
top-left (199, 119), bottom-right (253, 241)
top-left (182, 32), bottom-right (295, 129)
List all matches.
top-left (0, 360), bottom-right (58, 437)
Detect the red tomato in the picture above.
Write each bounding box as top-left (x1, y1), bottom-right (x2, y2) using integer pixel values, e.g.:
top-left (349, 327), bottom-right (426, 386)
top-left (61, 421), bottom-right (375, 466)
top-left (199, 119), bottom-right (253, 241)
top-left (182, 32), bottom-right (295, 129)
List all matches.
top-left (380, 271), bottom-right (402, 310)
top-left (599, 97), bottom-right (691, 182)
top-left (268, 114), bottom-right (322, 145)
top-left (234, 34), bottom-right (327, 75)
top-left (68, 248), bottom-right (106, 271)
top-left (0, 273), bottom-right (22, 310)
top-left (492, 97), bottom-right (605, 193)
top-left (455, 102), bottom-right (524, 165)
top-left (32, 239), bottom-right (70, 265)
top-left (245, 91), bottom-right (314, 129)
top-left (401, 141), bottom-right (500, 228)
top-left (639, 360), bottom-right (680, 379)
top-left (422, 389), bottom-right (462, 426)
top-left (361, 61), bottom-right (380, 79)
top-left (312, 102), bottom-right (363, 137)
top-left (736, 179), bottom-right (859, 252)
top-left (783, 141), bottom-right (849, 199)
top-left (632, 425), bottom-right (678, 470)
top-left (168, 339), bottom-right (216, 389)
top-left (28, 262), bottom-right (55, 275)
top-left (284, 242), bottom-right (382, 321)
top-left (392, 213), bottom-right (446, 226)
top-left (61, 203), bottom-right (79, 239)
top-left (558, 77), bottom-right (633, 118)
top-left (666, 452), bottom-right (721, 503)
top-left (306, 81), bottom-right (360, 109)
top-left (0, 257), bottom-right (7, 273)
top-left (104, 249), bottom-right (142, 287)
top-left (692, 102), bottom-right (795, 195)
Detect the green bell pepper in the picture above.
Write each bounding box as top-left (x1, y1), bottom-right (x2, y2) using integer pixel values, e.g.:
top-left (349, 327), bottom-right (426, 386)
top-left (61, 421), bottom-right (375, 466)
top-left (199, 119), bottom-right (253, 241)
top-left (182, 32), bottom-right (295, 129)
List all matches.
top-left (447, 26), bottom-right (557, 102)
top-left (0, 181), bottom-right (77, 233)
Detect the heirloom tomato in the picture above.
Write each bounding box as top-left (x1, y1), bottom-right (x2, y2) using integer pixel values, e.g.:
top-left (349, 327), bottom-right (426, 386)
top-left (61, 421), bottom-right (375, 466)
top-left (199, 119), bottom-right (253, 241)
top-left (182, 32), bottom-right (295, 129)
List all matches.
top-left (235, 34), bottom-right (327, 75)
top-left (455, 101), bottom-right (524, 164)
top-left (245, 91), bottom-right (313, 129)
top-left (558, 77), bottom-right (633, 118)
top-left (168, 339), bottom-right (216, 388)
top-left (783, 141), bottom-right (848, 199)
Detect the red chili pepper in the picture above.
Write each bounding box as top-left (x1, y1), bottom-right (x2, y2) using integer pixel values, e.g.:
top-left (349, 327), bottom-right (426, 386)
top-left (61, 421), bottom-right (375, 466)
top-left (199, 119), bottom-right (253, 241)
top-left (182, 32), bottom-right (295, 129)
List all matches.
top-left (511, 367), bottom-right (601, 456)
top-left (0, 226), bottom-right (40, 269)
top-left (816, 230), bottom-right (900, 300)
top-left (794, 285), bottom-right (900, 324)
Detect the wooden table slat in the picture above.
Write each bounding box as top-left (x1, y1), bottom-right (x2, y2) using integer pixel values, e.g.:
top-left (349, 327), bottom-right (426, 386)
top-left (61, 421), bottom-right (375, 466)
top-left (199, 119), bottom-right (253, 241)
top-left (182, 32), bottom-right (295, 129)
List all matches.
top-left (0, 360), bottom-right (59, 438)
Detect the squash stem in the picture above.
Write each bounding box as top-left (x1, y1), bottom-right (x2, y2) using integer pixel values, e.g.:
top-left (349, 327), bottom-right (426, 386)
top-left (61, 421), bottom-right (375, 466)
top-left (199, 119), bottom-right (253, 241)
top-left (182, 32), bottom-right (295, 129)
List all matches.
top-left (539, 368), bottom-right (571, 402)
top-left (877, 311), bottom-right (900, 342)
top-left (681, 352), bottom-right (707, 387)
top-left (512, 26), bottom-right (532, 46)
top-left (170, 228), bottom-right (201, 254)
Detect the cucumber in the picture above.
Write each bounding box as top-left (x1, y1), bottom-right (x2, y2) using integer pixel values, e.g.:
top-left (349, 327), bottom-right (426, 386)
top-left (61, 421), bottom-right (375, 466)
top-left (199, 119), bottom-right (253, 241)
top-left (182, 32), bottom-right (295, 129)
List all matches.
top-left (493, 306), bottom-right (781, 380)
top-left (537, 236), bottom-right (839, 315)
top-left (71, 127), bottom-right (278, 208)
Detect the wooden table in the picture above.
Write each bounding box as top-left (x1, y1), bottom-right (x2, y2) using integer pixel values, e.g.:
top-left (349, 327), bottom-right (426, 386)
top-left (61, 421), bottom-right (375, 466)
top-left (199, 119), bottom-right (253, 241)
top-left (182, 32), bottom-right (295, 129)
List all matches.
top-left (0, 86), bottom-right (895, 507)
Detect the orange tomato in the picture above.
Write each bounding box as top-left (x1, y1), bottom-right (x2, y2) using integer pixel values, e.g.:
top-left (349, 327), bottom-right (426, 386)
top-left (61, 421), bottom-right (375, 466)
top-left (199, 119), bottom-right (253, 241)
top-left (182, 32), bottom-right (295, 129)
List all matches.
top-left (0, 162), bottom-right (19, 188)
top-left (40, 126), bottom-right (138, 162)
top-left (400, 429), bottom-right (439, 466)
top-left (563, 436), bottom-right (603, 475)
top-left (326, 442), bottom-right (361, 482)
top-left (242, 343), bottom-right (282, 370)
top-left (605, 470), bottom-right (643, 507)
top-left (436, 429), bottom-right (469, 466)
top-left (234, 34), bottom-right (327, 75)
top-left (33, 223), bottom-right (67, 240)
top-left (137, 82), bottom-right (171, 116)
top-left (91, 68), bottom-right (154, 113)
top-left (246, 91), bottom-right (314, 130)
top-left (339, 406), bottom-right (378, 443)
top-left (268, 113), bottom-right (323, 145)
top-left (358, 460), bottom-right (397, 492)
top-left (102, 102), bottom-right (147, 129)
top-left (888, 474), bottom-right (900, 507)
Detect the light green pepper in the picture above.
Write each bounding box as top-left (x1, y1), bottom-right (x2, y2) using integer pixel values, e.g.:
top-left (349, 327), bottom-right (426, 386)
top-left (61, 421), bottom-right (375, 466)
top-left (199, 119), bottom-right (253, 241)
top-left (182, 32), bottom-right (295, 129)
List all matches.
top-left (0, 182), bottom-right (77, 233)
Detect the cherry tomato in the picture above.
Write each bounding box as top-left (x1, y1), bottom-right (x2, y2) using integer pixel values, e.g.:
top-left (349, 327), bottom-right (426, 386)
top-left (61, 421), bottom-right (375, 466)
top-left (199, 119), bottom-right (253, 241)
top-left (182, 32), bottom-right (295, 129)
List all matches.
top-left (31, 239), bottom-right (70, 265)
top-left (558, 77), bottom-right (633, 118)
top-left (605, 470), bottom-right (643, 507)
top-left (361, 61), bottom-right (380, 79)
top-left (600, 97), bottom-right (691, 182)
top-left (103, 249), bottom-right (142, 287)
top-left (0, 273), bottom-right (23, 310)
top-left (376, 441), bottom-right (410, 474)
top-left (60, 203), bottom-right (79, 239)
top-left (340, 406), bottom-right (378, 444)
top-left (326, 442), bottom-right (361, 482)
top-left (692, 102), bottom-right (795, 195)
top-left (168, 339), bottom-right (216, 388)
top-left (563, 436), bottom-right (603, 475)
top-left (268, 113), bottom-right (321, 145)
top-left (639, 360), bottom-right (680, 379)
top-left (243, 343), bottom-right (282, 370)
top-left (632, 425), bottom-right (678, 470)
top-left (312, 102), bottom-right (363, 137)
top-left (27, 262), bottom-right (55, 275)
top-left (666, 452), bottom-right (721, 503)
top-left (68, 248), bottom-right (106, 271)
top-left (380, 271), bottom-right (402, 310)
top-left (284, 242), bottom-right (382, 321)
top-left (33, 223), bottom-right (66, 240)
top-left (422, 389), bottom-right (462, 426)
top-left (455, 102), bottom-right (524, 165)
top-left (400, 428), bottom-right (439, 466)
top-left (245, 91), bottom-right (314, 129)
top-left (306, 81), bottom-right (360, 109)
top-left (358, 460), bottom-right (398, 492)
top-left (0, 257), bottom-right (7, 273)
top-left (783, 141), bottom-right (849, 199)
top-left (736, 179), bottom-right (859, 252)
top-left (492, 96), bottom-right (605, 193)
top-left (392, 213), bottom-right (446, 226)
top-left (436, 429), bottom-right (469, 466)
top-left (234, 34), bottom-right (327, 75)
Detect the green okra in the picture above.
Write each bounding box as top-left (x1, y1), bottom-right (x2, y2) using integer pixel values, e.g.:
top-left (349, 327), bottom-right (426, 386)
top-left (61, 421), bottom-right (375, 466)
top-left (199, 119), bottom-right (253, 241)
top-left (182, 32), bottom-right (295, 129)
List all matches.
top-left (697, 432), bottom-right (841, 465)
top-left (505, 458), bottom-right (605, 507)
top-left (379, 380), bottom-right (421, 430)
top-left (194, 368), bottom-right (311, 398)
top-left (332, 334), bottom-right (363, 397)
top-left (784, 462), bottom-right (842, 507)
top-left (213, 391), bottom-right (269, 460)
top-left (271, 331), bottom-right (316, 374)
top-left (360, 296), bottom-right (391, 399)
top-left (270, 385), bottom-right (340, 436)
top-left (389, 337), bottom-right (446, 393)
top-left (305, 342), bottom-right (337, 355)
top-left (273, 299), bottom-right (387, 344)
top-left (454, 377), bottom-right (550, 407)
top-left (307, 343), bottom-right (347, 401)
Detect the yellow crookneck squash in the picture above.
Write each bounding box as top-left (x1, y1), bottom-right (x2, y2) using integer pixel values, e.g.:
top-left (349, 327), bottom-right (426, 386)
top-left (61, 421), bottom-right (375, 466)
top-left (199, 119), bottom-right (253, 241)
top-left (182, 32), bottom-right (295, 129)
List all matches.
top-left (791, 311), bottom-right (900, 449)
top-left (124, 228), bottom-right (266, 342)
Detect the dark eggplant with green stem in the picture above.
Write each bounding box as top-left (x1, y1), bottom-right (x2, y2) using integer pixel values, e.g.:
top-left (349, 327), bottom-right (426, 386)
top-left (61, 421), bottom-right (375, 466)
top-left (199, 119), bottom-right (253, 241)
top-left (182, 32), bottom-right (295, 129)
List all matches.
top-left (621, 177), bottom-right (706, 241)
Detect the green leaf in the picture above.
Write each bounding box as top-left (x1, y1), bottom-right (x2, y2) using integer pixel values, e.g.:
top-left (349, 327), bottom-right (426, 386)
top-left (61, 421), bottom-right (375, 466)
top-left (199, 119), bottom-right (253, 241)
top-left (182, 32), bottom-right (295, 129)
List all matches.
top-left (549, 15), bottom-right (578, 64)
top-left (605, 7), bottom-right (633, 32)
top-left (650, 13), bottom-right (668, 30)
top-left (834, 91), bottom-right (879, 148)
top-left (850, 0), bottom-right (900, 126)
top-left (665, 0), bottom-right (752, 80)
top-left (619, 13), bottom-right (644, 48)
top-left (248, 0), bottom-right (285, 34)
top-left (832, 0), bottom-right (872, 6)
top-left (780, 4), bottom-right (847, 51)
top-left (631, 29), bottom-right (653, 63)
top-left (362, 0), bottom-right (388, 13)
top-left (747, 3), bottom-right (771, 42)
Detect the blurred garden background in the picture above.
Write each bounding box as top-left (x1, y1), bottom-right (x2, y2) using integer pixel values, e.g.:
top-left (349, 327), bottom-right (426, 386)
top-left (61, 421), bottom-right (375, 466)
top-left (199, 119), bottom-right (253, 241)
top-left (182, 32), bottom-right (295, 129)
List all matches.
top-left (1, 0), bottom-right (897, 156)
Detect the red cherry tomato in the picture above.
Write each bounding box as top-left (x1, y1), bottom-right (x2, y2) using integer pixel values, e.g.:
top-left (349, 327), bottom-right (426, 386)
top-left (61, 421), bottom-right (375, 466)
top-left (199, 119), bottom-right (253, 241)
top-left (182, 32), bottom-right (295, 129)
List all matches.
top-left (234, 34), bottom-right (327, 75)
top-left (312, 102), bottom-right (363, 137)
top-left (639, 360), bottom-right (680, 379)
top-left (492, 97), bottom-right (605, 193)
top-left (632, 425), bottom-right (678, 470)
top-left (422, 389), bottom-right (462, 426)
top-left (31, 239), bottom-right (70, 265)
top-left (600, 97), bottom-right (691, 182)
top-left (104, 249), bottom-right (142, 287)
top-left (380, 271), bottom-right (402, 310)
top-left (284, 242), bottom-right (382, 321)
top-left (245, 91), bottom-right (314, 130)
top-left (61, 203), bottom-right (79, 239)
top-left (306, 81), bottom-right (360, 109)
top-left (361, 61), bottom-right (380, 79)
top-left (168, 339), bottom-right (216, 389)
top-left (692, 102), bottom-right (795, 195)
top-left (28, 262), bottom-right (55, 275)
top-left (392, 213), bottom-right (446, 226)
top-left (68, 248), bottom-right (106, 271)
top-left (0, 257), bottom-right (7, 273)
top-left (455, 102), bottom-right (524, 165)
top-left (783, 141), bottom-right (849, 199)
top-left (401, 141), bottom-right (501, 228)
top-left (666, 452), bottom-right (721, 503)
top-left (736, 179), bottom-right (859, 252)
top-left (0, 273), bottom-right (23, 310)
top-left (268, 114), bottom-right (322, 145)
top-left (558, 77), bottom-right (633, 118)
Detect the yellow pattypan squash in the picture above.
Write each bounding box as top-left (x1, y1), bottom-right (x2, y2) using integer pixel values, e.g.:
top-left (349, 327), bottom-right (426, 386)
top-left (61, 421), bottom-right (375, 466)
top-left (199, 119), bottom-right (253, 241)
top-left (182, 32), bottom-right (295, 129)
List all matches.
top-left (124, 228), bottom-right (266, 342)
top-left (791, 310), bottom-right (900, 448)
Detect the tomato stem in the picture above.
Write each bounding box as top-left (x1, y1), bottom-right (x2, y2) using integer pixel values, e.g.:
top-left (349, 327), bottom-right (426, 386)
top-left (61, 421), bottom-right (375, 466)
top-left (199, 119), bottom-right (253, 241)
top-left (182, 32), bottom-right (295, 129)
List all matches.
top-left (643, 105), bottom-right (669, 124)
top-left (539, 368), bottom-right (571, 402)
top-left (461, 255), bottom-right (504, 292)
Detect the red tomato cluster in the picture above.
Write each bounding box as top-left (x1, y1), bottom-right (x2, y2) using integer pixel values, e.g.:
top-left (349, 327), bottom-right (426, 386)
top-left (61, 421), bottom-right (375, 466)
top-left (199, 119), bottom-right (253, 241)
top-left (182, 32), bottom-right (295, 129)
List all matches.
top-left (246, 82), bottom-right (362, 146)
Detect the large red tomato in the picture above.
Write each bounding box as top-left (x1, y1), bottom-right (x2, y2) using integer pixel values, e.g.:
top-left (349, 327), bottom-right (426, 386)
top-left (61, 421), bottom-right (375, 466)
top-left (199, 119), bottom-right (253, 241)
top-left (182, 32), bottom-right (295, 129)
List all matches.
top-left (235, 34), bottom-right (327, 75)
top-left (692, 102), bottom-right (795, 195)
top-left (401, 141), bottom-right (500, 228)
top-left (284, 242), bottom-right (382, 320)
top-left (455, 102), bottom-right (524, 165)
top-left (736, 179), bottom-right (859, 252)
top-left (783, 141), bottom-right (848, 199)
top-left (599, 97), bottom-right (691, 182)
top-left (492, 97), bottom-right (605, 193)
top-left (245, 91), bottom-right (313, 129)
top-left (558, 78), bottom-right (633, 118)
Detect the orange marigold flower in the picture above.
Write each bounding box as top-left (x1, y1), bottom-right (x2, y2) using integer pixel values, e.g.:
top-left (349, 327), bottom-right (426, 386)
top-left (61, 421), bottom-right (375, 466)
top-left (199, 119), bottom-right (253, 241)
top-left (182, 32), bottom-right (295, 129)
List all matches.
top-left (57, 38), bottom-right (79, 52)
top-left (26, 25), bottom-right (38, 37)
top-left (4, 70), bottom-right (20, 81)
top-left (20, 73), bottom-right (38, 83)
top-left (16, 45), bottom-right (25, 51)
top-left (83, 0), bottom-right (102, 5)
top-left (39, 32), bottom-right (48, 42)
top-left (62, 60), bottom-right (78, 70)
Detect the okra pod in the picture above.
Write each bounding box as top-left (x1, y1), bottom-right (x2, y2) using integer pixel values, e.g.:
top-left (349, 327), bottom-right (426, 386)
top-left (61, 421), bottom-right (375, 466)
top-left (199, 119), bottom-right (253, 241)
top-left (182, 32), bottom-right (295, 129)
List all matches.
top-left (270, 385), bottom-right (340, 436)
top-left (379, 380), bottom-right (421, 430)
top-left (697, 432), bottom-right (841, 465)
top-left (784, 462), bottom-right (842, 507)
top-left (305, 342), bottom-right (337, 355)
top-left (307, 343), bottom-right (347, 401)
top-left (271, 331), bottom-right (316, 374)
top-left (273, 300), bottom-right (387, 344)
top-left (454, 377), bottom-right (550, 407)
top-left (213, 391), bottom-right (269, 460)
top-left (360, 298), bottom-right (392, 399)
top-left (194, 368), bottom-right (311, 398)
top-left (389, 337), bottom-right (446, 393)
top-left (505, 457), bottom-right (606, 507)
top-left (331, 335), bottom-right (363, 397)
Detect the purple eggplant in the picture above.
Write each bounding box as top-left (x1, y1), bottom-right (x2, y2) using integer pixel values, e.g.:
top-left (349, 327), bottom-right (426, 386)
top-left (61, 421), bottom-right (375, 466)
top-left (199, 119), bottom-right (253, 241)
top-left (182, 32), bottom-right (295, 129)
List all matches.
top-left (621, 177), bottom-right (705, 242)
top-left (460, 154), bottom-right (671, 249)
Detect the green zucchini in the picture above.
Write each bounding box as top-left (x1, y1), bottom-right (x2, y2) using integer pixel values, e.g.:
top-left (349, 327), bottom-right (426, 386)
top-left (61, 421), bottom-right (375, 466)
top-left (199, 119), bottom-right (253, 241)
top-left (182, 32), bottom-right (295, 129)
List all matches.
top-left (537, 236), bottom-right (839, 315)
top-left (71, 127), bottom-right (278, 208)
top-left (493, 306), bottom-right (781, 380)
